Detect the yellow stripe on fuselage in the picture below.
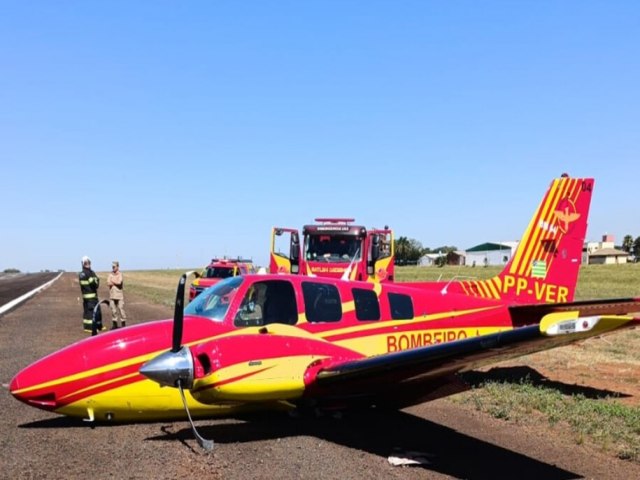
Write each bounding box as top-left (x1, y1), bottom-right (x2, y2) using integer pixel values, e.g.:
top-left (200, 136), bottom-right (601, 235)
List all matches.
top-left (316, 305), bottom-right (501, 341)
top-left (338, 326), bottom-right (512, 355)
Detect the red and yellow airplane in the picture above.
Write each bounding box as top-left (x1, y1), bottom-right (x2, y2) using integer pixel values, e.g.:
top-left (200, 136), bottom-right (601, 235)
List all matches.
top-left (10, 175), bottom-right (640, 450)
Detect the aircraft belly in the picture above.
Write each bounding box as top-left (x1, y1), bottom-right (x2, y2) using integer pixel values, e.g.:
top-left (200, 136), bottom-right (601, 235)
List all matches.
top-left (55, 381), bottom-right (243, 421)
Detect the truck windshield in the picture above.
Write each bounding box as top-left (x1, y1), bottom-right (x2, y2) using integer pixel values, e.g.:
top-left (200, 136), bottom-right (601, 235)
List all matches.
top-left (306, 235), bottom-right (362, 263)
top-left (185, 276), bottom-right (243, 321)
top-left (204, 267), bottom-right (234, 279)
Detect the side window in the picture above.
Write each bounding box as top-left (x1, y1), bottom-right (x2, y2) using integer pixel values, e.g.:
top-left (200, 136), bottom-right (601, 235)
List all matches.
top-left (388, 292), bottom-right (413, 320)
top-left (262, 280), bottom-right (298, 325)
top-left (302, 282), bottom-right (342, 323)
top-left (234, 280), bottom-right (298, 327)
top-left (352, 288), bottom-right (380, 321)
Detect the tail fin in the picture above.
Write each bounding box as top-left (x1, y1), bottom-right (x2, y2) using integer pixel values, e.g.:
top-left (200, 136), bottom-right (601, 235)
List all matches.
top-left (460, 175), bottom-right (594, 304)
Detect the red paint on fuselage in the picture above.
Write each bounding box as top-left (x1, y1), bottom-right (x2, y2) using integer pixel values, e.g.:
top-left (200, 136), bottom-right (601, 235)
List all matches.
top-left (10, 316), bottom-right (220, 410)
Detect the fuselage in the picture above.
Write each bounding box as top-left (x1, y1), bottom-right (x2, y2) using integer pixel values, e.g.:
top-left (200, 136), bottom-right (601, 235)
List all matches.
top-left (11, 273), bottom-right (513, 422)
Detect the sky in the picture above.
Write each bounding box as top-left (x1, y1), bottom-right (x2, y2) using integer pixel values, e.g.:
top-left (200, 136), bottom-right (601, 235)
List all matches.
top-left (1, 1), bottom-right (639, 273)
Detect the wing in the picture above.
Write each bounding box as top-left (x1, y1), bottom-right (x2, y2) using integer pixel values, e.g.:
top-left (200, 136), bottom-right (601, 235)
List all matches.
top-left (305, 298), bottom-right (640, 409)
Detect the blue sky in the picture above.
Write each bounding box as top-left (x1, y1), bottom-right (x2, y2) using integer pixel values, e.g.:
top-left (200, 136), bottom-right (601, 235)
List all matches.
top-left (1, 1), bottom-right (638, 273)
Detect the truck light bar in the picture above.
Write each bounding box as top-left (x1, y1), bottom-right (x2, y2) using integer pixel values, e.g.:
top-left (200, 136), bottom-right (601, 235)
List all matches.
top-left (210, 257), bottom-right (253, 264)
top-left (314, 218), bottom-right (355, 224)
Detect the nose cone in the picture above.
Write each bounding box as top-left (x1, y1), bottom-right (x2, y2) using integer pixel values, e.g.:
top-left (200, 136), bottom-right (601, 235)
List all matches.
top-left (140, 347), bottom-right (194, 389)
top-left (10, 364), bottom-right (59, 410)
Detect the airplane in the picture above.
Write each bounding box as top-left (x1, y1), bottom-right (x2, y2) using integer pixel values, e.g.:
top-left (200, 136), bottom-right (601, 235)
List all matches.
top-left (10, 174), bottom-right (640, 450)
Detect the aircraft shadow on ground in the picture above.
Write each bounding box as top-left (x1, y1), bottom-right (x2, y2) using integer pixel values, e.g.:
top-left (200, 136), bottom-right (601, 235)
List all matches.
top-left (148, 409), bottom-right (580, 480)
top-left (460, 365), bottom-right (630, 400)
top-left (20, 416), bottom-right (88, 429)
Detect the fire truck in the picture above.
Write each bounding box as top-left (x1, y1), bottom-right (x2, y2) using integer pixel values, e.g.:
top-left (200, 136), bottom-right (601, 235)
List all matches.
top-left (189, 257), bottom-right (255, 301)
top-left (269, 218), bottom-right (394, 282)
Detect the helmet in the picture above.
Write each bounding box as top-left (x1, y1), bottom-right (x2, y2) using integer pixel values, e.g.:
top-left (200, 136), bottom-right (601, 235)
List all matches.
top-left (81, 256), bottom-right (91, 266)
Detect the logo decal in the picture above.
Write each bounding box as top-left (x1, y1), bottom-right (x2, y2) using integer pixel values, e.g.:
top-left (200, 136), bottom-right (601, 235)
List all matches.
top-left (554, 198), bottom-right (580, 233)
top-left (532, 260), bottom-right (547, 279)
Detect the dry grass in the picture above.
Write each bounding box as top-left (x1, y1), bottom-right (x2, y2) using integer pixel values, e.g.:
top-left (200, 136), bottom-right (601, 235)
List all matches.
top-left (98, 268), bottom-right (198, 307)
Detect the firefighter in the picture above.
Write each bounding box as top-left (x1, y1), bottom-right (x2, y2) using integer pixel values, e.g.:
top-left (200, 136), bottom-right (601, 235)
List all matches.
top-left (79, 256), bottom-right (101, 333)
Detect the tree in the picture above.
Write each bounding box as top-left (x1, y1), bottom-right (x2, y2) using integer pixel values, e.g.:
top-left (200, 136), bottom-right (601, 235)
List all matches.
top-left (394, 236), bottom-right (410, 264)
top-left (622, 234), bottom-right (634, 253)
top-left (394, 236), bottom-right (424, 265)
top-left (633, 236), bottom-right (640, 260)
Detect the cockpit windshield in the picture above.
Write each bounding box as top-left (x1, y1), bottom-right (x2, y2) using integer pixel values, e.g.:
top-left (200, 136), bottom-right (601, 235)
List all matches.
top-left (184, 276), bottom-right (243, 321)
top-left (305, 234), bottom-right (362, 263)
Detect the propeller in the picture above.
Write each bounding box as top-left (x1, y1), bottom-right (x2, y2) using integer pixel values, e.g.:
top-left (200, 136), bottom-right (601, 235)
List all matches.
top-left (140, 271), bottom-right (213, 451)
top-left (172, 273), bottom-right (188, 352)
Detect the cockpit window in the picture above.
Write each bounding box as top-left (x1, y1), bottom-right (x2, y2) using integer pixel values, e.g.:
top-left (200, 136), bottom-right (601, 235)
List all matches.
top-left (185, 276), bottom-right (243, 321)
top-left (305, 234), bottom-right (362, 263)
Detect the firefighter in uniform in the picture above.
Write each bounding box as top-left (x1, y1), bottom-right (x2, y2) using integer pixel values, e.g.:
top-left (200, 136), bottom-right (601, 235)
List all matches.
top-left (79, 256), bottom-right (101, 333)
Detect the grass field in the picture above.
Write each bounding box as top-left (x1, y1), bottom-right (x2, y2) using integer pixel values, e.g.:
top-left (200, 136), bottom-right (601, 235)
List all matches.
top-left (114, 264), bottom-right (640, 462)
top-left (119, 263), bottom-right (640, 303)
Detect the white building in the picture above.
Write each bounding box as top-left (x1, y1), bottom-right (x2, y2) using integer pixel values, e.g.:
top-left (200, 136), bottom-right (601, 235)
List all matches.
top-left (465, 241), bottom-right (518, 267)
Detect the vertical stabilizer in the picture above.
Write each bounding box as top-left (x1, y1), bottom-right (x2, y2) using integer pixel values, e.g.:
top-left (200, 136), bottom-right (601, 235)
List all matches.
top-left (459, 175), bottom-right (594, 304)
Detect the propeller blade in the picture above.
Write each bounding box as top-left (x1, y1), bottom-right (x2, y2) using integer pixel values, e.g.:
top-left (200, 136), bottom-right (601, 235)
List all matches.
top-left (177, 379), bottom-right (214, 451)
top-left (172, 271), bottom-right (197, 353)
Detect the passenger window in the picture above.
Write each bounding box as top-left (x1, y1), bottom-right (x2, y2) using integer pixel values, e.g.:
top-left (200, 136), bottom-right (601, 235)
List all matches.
top-left (352, 288), bottom-right (380, 321)
top-left (388, 292), bottom-right (413, 320)
top-left (234, 280), bottom-right (298, 327)
top-left (302, 282), bottom-right (342, 323)
top-left (262, 280), bottom-right (298, 325)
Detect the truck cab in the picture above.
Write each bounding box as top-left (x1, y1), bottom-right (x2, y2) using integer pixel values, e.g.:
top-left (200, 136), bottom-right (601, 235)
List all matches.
top-left (269, 218), bottom-right (394, 282)
top-left (189, 258), bottom-right (255, 301)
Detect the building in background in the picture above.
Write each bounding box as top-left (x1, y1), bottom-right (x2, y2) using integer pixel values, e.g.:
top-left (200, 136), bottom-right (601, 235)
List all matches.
top-left (464, 242), bottom-right (518, 267)
top-left (583, 234), bottom-right (629, 265)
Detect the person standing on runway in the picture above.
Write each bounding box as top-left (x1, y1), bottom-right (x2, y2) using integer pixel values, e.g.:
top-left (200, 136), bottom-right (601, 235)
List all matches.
top-left (79, 256), bottom-right (101, 333)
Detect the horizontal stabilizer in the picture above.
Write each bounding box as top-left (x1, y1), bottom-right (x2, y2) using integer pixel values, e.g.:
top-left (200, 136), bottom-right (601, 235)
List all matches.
top-left (541, 313), bottom-right (636, 336)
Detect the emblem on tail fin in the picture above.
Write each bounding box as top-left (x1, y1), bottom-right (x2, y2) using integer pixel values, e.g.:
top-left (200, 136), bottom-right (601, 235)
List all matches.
top-left (554, 198), bottom-right (581, 234)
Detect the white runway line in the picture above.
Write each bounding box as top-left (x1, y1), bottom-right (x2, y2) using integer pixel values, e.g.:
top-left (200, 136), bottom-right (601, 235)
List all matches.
top-left (0, 272), bottom-right (63, 315)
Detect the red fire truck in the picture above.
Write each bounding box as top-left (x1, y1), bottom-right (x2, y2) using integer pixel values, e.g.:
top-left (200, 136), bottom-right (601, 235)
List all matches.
top-left (189, 258), bottom-right (255, 301)
top-left (269, 218), bottom-right (394, 282)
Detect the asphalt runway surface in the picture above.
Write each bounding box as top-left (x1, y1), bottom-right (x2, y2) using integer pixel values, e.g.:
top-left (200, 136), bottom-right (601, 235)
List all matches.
top-left (1, 273), bottom-right (639, 479)
top-left (0, 271), bottom-right (59, 308)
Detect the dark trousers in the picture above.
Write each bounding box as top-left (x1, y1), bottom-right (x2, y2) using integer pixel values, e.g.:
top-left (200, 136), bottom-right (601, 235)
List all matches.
top-left (82, 298), bottom-right (100, 331)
